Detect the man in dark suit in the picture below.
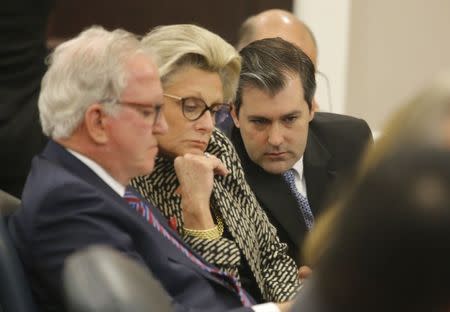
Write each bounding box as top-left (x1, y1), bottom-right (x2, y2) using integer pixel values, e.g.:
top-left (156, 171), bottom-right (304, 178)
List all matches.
top-left (8, 27), bottom-right (290, 312)
top-left (229, 38), bottom-right (372, 267)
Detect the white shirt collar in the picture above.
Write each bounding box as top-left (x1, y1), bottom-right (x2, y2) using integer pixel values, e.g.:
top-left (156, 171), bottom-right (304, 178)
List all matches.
top-left (291, 156), bottom-right (304, 181)
top-left (67, 148), bottom-right (126, 197)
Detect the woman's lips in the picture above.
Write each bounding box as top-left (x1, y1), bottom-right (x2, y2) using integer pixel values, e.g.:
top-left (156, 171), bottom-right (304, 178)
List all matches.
top-left (189, 140), bottom-right (208, 148)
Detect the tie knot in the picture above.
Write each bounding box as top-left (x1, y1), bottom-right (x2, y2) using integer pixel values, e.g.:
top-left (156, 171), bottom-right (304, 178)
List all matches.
top-left (124, 186), bottom-right (140, 199)
top-left (124, 185), bottom-right (135, 195)
top-left (283, 169), bottom-right (297, 183)
top-left (123, 187), bottom-right (151, 221)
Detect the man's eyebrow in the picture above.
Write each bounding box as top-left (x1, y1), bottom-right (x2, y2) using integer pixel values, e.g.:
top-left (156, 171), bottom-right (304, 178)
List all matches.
top-left (247, 115), bottom-right (270, 119)
top-left (246, 110), bottom-right (303, 119)
top-left (281, 110), bottom-right (303, 117)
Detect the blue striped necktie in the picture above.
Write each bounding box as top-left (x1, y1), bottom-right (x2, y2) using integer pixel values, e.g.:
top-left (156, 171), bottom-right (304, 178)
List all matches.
top-left (283, 169), bottom-right (314, 229)
top-left (123, 187), bottom-right (253, 307)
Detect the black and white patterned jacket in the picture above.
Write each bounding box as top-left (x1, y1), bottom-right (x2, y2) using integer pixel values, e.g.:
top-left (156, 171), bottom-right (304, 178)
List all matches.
top-left (131, 129), bottom-right (300, 302)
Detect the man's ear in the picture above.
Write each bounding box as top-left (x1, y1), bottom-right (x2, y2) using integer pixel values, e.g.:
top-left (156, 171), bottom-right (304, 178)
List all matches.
top-left (312, 98), bottom-right (320, 112)
top-left (84, 104), bottom-right (109, 144)
top-left (308, 105), bottom-right (315, 122)
top-left (230, 104), bottom-right (240, 128)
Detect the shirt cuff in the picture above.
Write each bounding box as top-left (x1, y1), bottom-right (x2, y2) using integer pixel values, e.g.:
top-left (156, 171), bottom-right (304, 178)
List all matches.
top-left (252, 302), bottom-right (280, 312)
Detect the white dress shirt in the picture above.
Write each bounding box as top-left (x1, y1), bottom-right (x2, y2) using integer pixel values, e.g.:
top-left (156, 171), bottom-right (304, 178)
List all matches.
top-left (67, 148), bottom-right (125, 196)
top-left (290, 156), bottom-right (308, 199)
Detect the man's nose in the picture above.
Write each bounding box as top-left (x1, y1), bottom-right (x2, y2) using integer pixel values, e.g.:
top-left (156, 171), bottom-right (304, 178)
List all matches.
top-left (267, 123), bottom-right (284, 146)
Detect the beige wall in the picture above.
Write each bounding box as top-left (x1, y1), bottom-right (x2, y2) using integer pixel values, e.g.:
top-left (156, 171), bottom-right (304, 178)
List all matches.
top-left (346, 0), bottom-right (450, 133)
top-left (295, 0), bottom-right (352, 114)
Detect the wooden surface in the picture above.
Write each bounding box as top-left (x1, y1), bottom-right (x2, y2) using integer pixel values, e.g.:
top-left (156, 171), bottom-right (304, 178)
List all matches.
top-left (47, 0), bottom-right (292, 46)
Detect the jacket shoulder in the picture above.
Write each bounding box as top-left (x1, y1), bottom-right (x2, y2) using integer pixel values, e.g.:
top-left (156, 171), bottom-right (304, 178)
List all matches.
top-left (310, 112), bottom-right (372, 144)
top-left (311, 112), bottom-right (370, 130)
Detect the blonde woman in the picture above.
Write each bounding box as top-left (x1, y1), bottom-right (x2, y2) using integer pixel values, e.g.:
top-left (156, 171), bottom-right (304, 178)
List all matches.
top-left (131, 24), bottom-right (300, 304)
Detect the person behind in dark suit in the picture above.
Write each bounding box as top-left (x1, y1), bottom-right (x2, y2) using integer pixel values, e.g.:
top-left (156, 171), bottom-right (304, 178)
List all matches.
top-left (236, 9), bottom-right (318, 69)
top-left (0, 0), bottom-right (53, 197)
top-left (291, 146), bottom-right (450, 312)
top-left (229, 38), bottom-right (372, 268)
top-left (8, 26), bottom-right (285, 312)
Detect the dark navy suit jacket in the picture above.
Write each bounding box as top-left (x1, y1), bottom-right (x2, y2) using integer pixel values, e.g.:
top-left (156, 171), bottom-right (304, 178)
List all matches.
top-left (8, 140), bottom-right (252, 312)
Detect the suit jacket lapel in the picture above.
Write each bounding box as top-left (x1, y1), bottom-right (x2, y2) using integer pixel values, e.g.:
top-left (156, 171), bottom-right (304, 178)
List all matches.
top-left (42, 140), bottom-right (122, 200)
top-left (303, 128), bottom-right (335, 217)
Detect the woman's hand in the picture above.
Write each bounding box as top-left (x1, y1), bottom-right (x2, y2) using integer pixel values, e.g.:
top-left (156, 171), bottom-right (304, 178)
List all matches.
top-left (174, 153), bottom-right (229, 230)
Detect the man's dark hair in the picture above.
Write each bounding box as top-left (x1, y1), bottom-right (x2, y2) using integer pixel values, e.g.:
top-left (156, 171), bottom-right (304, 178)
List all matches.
top-left (234, 37), bottom-right (316, 114)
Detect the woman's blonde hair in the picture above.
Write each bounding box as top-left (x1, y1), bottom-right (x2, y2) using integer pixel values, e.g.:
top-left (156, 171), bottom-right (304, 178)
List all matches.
top-left (142, 24), bottom-right (241, 103)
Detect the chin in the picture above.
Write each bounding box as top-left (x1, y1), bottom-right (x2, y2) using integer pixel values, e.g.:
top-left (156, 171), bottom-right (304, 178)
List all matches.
top-left (159, 144), bottom-right (205, 157)
top-left (139, 162), bottom-right (156, 176)
top-left (182, 147), bottom-right (205, 156)
top-left (264, 168), bottom-right (285, 175)
top-left (260, 162), bottom-right (290, 175)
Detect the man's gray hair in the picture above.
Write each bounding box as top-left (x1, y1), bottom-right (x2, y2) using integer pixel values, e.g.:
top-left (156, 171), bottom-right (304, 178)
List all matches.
top-left (39, 26), bottom-right (142, 139)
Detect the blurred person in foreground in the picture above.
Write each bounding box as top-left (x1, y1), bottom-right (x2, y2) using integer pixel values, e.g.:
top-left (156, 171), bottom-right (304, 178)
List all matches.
top-left (8, 26), bottom-right (286, 312)
top-left (131, 24), bottom-right (300, 307)
top-left (359, 72), bottom-right (450, 173)
top-left (293, 145), bottom-right (450, 312)
top-left (302, 72), bottom-right (450, 267)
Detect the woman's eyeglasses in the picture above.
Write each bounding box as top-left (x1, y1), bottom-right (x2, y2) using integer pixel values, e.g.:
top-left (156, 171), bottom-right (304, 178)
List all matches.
top-left (163, 93), bottom-right (230, 123)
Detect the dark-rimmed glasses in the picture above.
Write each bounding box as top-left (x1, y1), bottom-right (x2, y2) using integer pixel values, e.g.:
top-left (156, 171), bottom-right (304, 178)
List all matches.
top-left (163, 93), bottom-right (230, 122)
top-left (100, 98), bottom-right (162, 126)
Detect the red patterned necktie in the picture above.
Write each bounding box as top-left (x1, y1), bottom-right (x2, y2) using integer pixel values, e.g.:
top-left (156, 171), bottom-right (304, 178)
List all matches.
top-left (123, 187), bottom-right (253, 307)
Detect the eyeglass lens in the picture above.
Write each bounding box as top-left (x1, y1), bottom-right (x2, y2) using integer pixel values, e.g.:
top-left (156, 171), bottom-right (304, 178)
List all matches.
top-left (181, 97), bottom-right (229, 122)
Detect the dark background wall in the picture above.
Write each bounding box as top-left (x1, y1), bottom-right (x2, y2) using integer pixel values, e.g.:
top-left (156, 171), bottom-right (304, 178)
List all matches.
top-left (47, 0), bottom-right (293, 46)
